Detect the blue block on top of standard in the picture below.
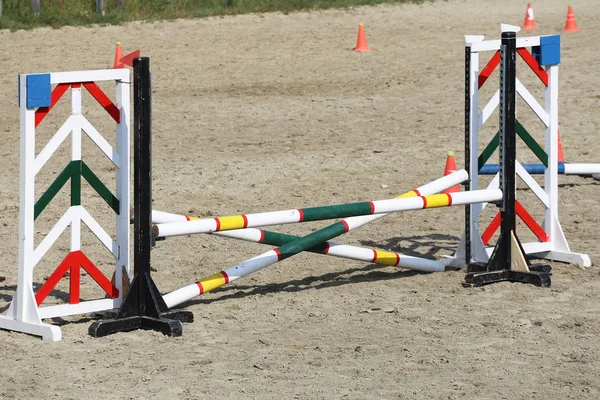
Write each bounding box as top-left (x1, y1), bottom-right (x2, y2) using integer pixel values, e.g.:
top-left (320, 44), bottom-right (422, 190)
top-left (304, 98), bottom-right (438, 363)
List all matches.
top-left (25, 73), bottom-right (52, 108)
top-left (532, 35), bottom-right (560, 66)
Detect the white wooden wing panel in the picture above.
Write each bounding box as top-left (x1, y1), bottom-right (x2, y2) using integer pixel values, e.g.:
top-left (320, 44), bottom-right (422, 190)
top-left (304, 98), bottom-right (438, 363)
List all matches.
top-left (478, 90), bottom-right (499, 128)
top-left (34, 116), bottom-right (76, 175)
top-left (50, 69), bottom-right (129, 85)
top-left (516, 162), bottom-right (549, 207)
top-left (32, 208), bottom-right (73, 268)
top-left (38, 298), bottom-right (120, 319)
top-left (516, 78), bottom-right (549, 127)
top-left (79, 115), bottom-right (120, 168)
top-left (80, 206), bottom-right (118, 257)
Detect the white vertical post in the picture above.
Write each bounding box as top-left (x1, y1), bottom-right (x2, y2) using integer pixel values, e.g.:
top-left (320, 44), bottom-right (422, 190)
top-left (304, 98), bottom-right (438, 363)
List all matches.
top-left (16, 77), bottom-right (37, 323)
top-left (115, 74), bottom-right (131, 297)
top-left (0, 76), bottom-right (62, 341)
top-left (544, 64), bottom-right (558, 242)
top-left (467, 44), bottom-right (489, 264)
top-left (71, 85), bottom-right (82, 252)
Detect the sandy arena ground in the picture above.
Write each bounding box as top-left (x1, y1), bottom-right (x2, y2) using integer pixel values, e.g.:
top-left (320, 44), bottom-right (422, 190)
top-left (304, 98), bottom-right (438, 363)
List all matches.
top-left (0, 0), bottom-right (599, 398)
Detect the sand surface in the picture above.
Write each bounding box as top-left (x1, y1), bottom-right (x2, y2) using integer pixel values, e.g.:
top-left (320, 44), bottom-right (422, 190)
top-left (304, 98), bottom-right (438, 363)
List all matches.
top-left (0, 0), bottom-right (599, 398)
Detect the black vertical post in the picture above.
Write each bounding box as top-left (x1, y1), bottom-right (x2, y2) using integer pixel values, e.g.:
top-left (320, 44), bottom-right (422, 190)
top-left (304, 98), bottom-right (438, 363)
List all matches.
top-left (134, 56), bottom-right (153, 317)
top-left (89, 58), bottom-right (194, 338)
top-left (464, 31), bottom-right (551, 287)
top-left (464, 45), bottom-right (472, 265)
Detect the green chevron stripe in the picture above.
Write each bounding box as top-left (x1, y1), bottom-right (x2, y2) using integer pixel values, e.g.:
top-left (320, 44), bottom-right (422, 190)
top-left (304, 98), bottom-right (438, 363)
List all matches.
top-left (34, 162), bottom-right (74, 220)
top-left (516, 120), bottom-right (548, 167)
top-left (478, 131), bottom-right (499, 171)
top-left (80, 161), bottom-right (120, 214)
top-left (34, 160), bottom-right (119, 220)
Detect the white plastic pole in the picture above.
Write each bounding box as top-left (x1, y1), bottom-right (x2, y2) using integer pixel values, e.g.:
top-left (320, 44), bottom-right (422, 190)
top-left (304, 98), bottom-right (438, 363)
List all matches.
top-left (154, 170), bottom-right (469, 238)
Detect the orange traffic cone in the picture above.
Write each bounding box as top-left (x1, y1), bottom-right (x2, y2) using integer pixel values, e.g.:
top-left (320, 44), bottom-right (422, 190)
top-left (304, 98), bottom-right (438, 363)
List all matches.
top-left (442, 151), bottom-right (461, 194)
top-left (557, 130), bottom-right (565, 163)
top-left (522, 4), bottom-right (537, 30)
top-left (353, 24), bottom-right (371, 52)
top-left (113, 42), bottom-right (124, 68)
top-left (113, 42), bottom-right (141, 69)
top-left (564, 5), bottom-right (580, 32)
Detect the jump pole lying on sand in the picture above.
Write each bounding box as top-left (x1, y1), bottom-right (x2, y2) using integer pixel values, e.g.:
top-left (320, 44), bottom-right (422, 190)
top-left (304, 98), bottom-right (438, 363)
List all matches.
top-left (479, 162), bottom-right (600, 175)
top-left (153, 177), bottom-right (489, 240)
top-left (152, 174), bottom-right (466, 272)
top-left (154, 211), bottom-right (447, 272)
top-left (151, 170), bottom-right (468, 273)
top-left (162, 188), bottom-right (502, 309)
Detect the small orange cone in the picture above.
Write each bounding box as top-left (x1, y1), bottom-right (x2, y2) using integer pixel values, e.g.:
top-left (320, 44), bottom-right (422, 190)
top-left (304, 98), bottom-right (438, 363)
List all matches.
top-left (113, 42), bottom-right (124, 68)
top-left (557, 130), bottom-right (565, 163)
top-left (442, 151), bottom-right (461, 194)
top-left (113, 42), bottom-right (141, 68)
top-left (353, 24), bottom-right (371, 52)
top-left (564, 5), bottom-right (580, 32)
top-left (522, 4), bottom-right (537, 30)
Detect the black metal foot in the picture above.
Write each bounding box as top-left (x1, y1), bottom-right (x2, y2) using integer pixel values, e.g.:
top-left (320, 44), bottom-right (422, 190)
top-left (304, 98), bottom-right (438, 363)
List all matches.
top-left (466, 262), bottom-right (489, 273)
top-left (89, 315), bottom-right (187, 337)
top-left (464, 264), bottom-right (551, 288)
top-left (88, 271), bottom-right (193, 338)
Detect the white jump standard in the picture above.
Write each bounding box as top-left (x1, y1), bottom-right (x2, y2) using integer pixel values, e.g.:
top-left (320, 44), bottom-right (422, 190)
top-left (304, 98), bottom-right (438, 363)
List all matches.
top-left (453, 26), bottom-right (591, 269)
top-left (0, 69), bottom-right (131, 341)
top-left (463, 28), bottom-right (552, 286)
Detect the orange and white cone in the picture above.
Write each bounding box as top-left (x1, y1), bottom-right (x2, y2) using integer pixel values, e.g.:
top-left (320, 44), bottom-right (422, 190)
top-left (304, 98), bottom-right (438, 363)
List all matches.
top-left (113, 42), bottom-right (124, 68)
top-left (353, 24), bottom-right (371, 52)
top-left (564, 5), bottom-right (580, 32)
top-left (442, 151), bottom-right (461, 194)
top-left (522, 4), bottom-right (537, 30)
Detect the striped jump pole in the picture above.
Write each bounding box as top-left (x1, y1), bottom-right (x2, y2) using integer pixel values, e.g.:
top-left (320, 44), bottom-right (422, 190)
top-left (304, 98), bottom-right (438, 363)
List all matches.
top-left (163, 187), bottom-right (502, 308)
top-left (479, 162), bottom-right (600, 175)
top-left (151, 170), bottom-right (467, 225)
top-left (151, 171), bottom-right (467, 273)
top-left (153, 170), bottom-right (471, 239)
top-left (154, 217), bottom-right (445, 272)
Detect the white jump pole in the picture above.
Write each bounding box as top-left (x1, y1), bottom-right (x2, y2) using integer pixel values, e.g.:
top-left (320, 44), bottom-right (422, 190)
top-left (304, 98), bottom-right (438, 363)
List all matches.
top-left (162, 187), bottom-right (502, 308)
top-left (153, 170), bottom-right (470, 239)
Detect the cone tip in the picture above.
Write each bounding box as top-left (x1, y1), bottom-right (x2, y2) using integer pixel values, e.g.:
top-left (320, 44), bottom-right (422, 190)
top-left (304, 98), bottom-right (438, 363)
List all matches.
top-left (447, 151), bottom-right (455, 157)
top-left (359, 23), bottom-right (364, 26)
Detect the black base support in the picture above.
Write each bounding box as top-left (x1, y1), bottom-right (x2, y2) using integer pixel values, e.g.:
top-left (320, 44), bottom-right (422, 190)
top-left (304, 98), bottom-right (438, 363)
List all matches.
top-left (464, 264), bottom-right (552, 288)
top-left (463, 232), bottom-right (552, 288)
top-left (89, 272), bottom-right (193, 338)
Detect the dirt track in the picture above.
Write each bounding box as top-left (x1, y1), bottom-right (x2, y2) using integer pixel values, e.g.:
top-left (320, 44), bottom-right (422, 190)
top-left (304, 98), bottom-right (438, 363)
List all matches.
top-left (0, 0), bottom-right (599, 398)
